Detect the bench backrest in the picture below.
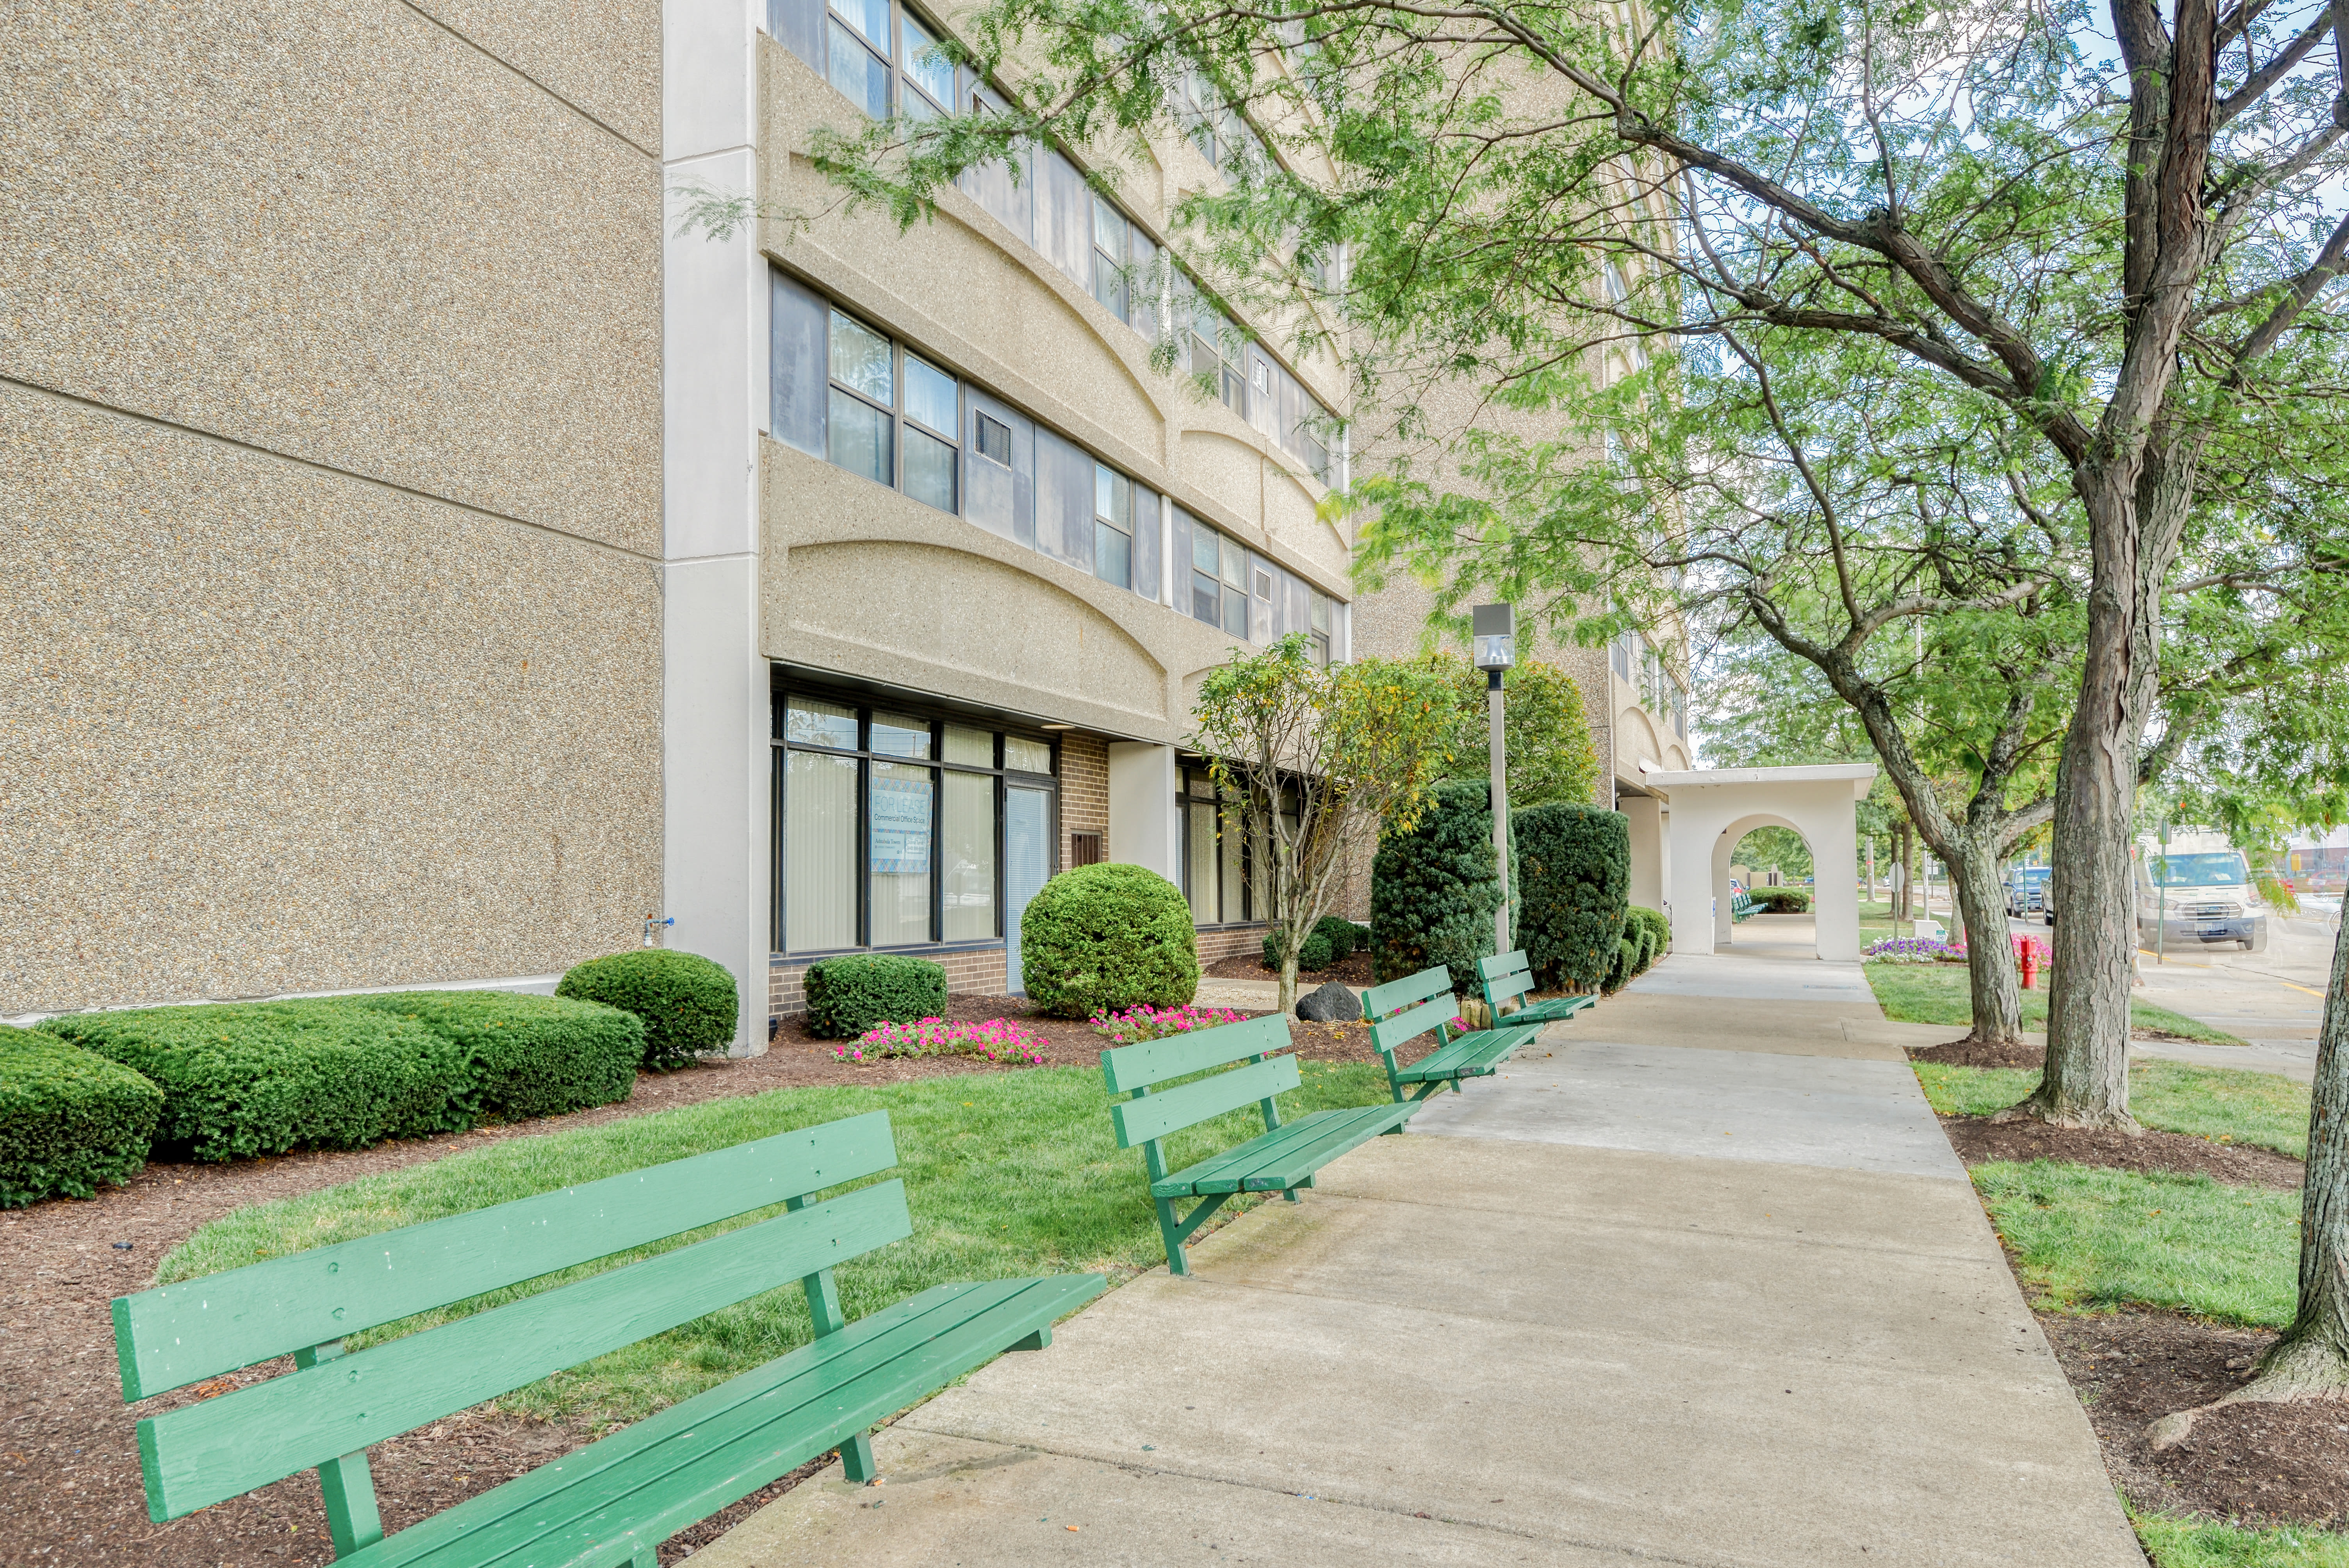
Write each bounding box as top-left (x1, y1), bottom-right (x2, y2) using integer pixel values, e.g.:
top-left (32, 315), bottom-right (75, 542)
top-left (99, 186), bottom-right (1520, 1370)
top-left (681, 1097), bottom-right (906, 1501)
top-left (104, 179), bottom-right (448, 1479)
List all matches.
top-left (1362, 966), bottom-right (1457, 1097)
top-left (1478, 950), bottom-right (1538, 1011)
top-left (1101, 1014), bottom-right (1296, 1185)
top-left (114, 1110), bottom-right (903, 1551)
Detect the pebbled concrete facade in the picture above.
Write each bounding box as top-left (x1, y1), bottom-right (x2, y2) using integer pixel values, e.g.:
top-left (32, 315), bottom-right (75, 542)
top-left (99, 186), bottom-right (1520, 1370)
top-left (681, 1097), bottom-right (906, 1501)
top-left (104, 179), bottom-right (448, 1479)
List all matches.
top-left (0, 1), bottom-right (663, 1016)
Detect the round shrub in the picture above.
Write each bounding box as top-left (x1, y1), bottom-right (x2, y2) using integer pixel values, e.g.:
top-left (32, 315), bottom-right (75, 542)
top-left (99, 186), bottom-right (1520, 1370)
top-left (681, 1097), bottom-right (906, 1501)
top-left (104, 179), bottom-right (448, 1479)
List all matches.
top-left (1369, 779), bottom-right (1516, 991)
top-left (556, 950), bottom-right (738, 1069)
top-left (1602, 937), bottom-right (1639, 993)
top-left (1021, 863), bottom-right (1199, 1018)
top-left (1, 1027), bottom-right (164, 1206)
top-left (1312, 915), bottom-right (1360, 962)
top-left (802, 954), bottom-right (948, 1039)
top-left (1750, 886), bottom-right (1812, 912)
top-left (1262, 926), bottom-right (1336, 974)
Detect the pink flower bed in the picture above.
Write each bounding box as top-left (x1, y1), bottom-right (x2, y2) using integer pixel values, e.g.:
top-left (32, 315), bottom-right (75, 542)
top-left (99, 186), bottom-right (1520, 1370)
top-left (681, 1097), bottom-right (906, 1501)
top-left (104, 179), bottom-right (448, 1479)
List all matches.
top-left (1089, 1003), bottom-right (1249, 1045)
top-left (832, 1017), bottom-right (1047, 1066)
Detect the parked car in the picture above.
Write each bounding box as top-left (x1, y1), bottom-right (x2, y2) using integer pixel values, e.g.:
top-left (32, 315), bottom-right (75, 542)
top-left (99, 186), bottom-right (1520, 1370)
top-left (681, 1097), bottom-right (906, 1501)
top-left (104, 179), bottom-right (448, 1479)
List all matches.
top-left (2006, 865), bottom-right (2053, 918)
top-left (2135, 831), bottom-right (2269, 953)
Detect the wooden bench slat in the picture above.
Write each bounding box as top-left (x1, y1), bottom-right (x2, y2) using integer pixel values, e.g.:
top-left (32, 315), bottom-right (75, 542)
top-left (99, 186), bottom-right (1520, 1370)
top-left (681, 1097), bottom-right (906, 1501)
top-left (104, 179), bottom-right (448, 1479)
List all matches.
top-left (1401, 1028), bottom-right (1539, 1083)
top-left (113, 1113), bottom-right (898, 1401)
top-left (1360, 965), bottom-right (1451, 1023)
top-left (1108, 1053), bottom-right (1300, 1148)
top-left (1098, 1014), bottom-right (1290, 1094)
top-left (136, 1181), bottom-right (913, 1522)
top-left (1231, 1104), bottom-right (1417, 1192)
top-left (1368, 993), bottom-right (1459, 1057)
top-left (350, 1274), bottom-right (1103, 1568)
top-left (1155, 1107), bottom-right (1375, 1197)
top-left (1507, 994), bottom-right (1597, 1024)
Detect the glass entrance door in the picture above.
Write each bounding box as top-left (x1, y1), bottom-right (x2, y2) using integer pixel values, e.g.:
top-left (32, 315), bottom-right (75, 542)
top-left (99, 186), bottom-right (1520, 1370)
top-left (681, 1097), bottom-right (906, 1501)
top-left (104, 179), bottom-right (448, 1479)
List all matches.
top-left (1003, 786), bottom-right (1052, 993)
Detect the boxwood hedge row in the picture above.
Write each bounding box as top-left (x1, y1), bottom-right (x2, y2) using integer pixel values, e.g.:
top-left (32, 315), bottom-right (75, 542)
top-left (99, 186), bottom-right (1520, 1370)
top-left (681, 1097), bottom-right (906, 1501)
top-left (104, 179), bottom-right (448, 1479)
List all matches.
top-left (345, 991), bottom-right (642, 1122)
top-left (0, 1027), bottom-right (166, 1207)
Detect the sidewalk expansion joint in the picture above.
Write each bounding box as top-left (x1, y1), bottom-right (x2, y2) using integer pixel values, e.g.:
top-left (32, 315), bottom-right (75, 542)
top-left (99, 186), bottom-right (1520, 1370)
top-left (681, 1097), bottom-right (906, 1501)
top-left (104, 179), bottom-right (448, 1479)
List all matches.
top-left (895, 1422), bottom-right (1745, 1568)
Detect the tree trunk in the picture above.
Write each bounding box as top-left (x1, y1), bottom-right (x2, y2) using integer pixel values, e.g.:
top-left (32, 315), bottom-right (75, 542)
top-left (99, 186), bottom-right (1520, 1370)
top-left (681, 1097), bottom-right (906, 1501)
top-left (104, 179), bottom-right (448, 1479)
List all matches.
top-left (1893, 824), bottom-right (1911, 921)
top-left (2239, 912), bottom-right (2349, 1397)
top-left (1951, 840), bottom-right (2025, 1047)
top-left (2026, 481), bottom-right (2151, 1131)
top-left (2150, 912), bottom-right (2349, 1449)
top-left (1278, 952), bottom-right (1300, 1017)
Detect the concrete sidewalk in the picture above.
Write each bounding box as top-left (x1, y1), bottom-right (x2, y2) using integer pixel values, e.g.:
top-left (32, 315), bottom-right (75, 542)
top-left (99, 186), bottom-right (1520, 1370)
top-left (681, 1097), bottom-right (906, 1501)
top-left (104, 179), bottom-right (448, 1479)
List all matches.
top-left (697, 953), bottom-right (2142, 1568)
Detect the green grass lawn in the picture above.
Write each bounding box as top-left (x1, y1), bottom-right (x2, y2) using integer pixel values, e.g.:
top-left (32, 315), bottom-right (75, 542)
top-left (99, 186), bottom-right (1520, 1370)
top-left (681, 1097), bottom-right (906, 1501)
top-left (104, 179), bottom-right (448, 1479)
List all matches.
top-left (2134, 1511), bottom-right (2349, 1568)
top-left (1914, 1060), bottom-right (2311, 1157)
top-left (1974, 1161), bottom-right (2299, 1326)
top-left (1863, 959), bottom-right (2244, 1045)
top-left (160, 1060), bottom-right (1394, 1428)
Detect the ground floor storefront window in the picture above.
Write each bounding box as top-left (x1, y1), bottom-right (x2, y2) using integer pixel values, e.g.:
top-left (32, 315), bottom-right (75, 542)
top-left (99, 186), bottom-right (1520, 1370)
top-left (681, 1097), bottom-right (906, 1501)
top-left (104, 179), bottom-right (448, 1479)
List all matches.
top-left (774, 687), bottom-right (1058, 955)
top-left (1178, 763), bottom-right (1296, 928)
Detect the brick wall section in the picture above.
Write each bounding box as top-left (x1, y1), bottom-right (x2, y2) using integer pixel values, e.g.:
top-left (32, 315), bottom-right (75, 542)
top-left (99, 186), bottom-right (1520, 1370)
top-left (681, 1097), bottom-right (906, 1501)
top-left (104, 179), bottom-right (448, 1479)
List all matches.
top-left (1194, 923), bottom-right (1270, 964)
top-left (1059, 732), bottom-right (1109, 868)
top-left (769, 944), bottom-right (1009, 1018)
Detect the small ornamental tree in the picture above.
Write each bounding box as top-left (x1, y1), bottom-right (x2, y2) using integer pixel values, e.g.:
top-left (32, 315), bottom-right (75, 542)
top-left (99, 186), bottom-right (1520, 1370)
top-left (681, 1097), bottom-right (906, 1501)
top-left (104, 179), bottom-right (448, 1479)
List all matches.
top-left (1432, 654), bottom-right (1602, 809)
top-left (1192, 634), bottom-right (1457, 1014)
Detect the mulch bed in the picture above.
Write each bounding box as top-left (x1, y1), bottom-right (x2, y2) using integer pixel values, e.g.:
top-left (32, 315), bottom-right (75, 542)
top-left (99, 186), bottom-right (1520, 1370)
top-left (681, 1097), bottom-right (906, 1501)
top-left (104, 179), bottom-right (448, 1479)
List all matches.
top-left (1908, 1034), bottom-right (2047, 1070)
top-left (5, 991), bottom-right (1430, 1565)
top-left (2039, 1309), bottom-right (2349, 1531)
top-left (1939, 1115), bottom-right (2306, 1190)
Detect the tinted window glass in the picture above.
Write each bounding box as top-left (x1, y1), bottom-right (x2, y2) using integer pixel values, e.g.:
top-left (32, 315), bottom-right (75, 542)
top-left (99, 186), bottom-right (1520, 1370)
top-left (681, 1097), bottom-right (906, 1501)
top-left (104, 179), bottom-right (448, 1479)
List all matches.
top-left (870, 711), bottom-right (934, 758)
top-left (830, 312), bottom-right (893, 404)
top-left (901, 12), bottom-right (954, 106)
top-left (1004, 736), bottom-right (1054, 773)
top-left (827, 21), bottom-right (891, 116)
top-left (827, 389), bottom-right (892, 482)
top-left (905, 426), bottom-right (957, 511)
top-left (786, 697), bottom-right (860, 750)
top-left (905, 355), bottom-right (957, 435)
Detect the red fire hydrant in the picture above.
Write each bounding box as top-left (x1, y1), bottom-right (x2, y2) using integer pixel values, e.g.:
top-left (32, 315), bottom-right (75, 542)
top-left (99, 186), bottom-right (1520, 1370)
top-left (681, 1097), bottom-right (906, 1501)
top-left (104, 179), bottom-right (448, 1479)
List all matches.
top-left (2018, 937), bottom-right (2038, 991)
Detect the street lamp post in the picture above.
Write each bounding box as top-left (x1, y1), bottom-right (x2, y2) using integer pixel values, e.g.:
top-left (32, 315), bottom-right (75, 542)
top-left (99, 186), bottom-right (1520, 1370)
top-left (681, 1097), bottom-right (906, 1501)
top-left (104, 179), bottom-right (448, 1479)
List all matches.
top-left (1473, 604), bottom-right (1517, 962)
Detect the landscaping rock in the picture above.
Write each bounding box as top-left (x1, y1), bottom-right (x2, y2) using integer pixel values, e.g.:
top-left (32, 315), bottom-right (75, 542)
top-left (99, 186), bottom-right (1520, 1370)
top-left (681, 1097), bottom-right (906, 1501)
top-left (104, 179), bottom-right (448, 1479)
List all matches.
top-left (1296, 982), bottom-right (1362, 1023)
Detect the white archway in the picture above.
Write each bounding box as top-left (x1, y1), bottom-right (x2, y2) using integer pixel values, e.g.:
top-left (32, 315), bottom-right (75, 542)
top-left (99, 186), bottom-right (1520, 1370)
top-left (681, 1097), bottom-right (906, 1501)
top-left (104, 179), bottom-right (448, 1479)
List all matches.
top-left (1641, 764), bottom-right (1877, 962)
top-left (1710, 813), bottom-right (1811, 948)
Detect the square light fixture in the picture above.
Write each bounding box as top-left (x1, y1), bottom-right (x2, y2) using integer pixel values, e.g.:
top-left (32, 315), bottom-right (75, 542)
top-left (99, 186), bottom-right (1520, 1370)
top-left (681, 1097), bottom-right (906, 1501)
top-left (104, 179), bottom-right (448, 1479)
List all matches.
top-left (1471, 603), bottom-right (1516, 670)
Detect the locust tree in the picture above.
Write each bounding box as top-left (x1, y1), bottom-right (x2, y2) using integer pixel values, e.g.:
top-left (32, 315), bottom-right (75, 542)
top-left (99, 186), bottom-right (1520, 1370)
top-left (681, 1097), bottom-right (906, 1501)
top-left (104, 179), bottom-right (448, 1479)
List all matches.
top-left (1191, 634), bottom-right (1457, 1012)
top-left (785, 0), bottom-right (2349, 1125)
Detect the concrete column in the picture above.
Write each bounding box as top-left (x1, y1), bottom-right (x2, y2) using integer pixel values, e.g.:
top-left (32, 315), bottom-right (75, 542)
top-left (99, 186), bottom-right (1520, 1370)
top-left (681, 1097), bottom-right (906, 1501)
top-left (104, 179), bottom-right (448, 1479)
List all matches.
top-left (1711, 829), bottom-right (1736, 947)
top-left (1663, 807), bottom-right (1721, 956)
top-left (661, 0), bottom-right (770, 1054)
top-left (1106, 742), bottom-right (1180, 880)
top-left (1811, 803), bottom-right (1862, 962)
top-left (1622, 795), bottom-right (1664, 911)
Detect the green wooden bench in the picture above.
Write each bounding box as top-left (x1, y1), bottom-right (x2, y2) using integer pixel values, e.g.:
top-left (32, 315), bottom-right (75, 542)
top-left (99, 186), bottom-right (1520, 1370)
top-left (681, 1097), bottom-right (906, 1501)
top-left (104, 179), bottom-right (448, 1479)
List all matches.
top-left (1367, 964), bottom-right (1543, 1101)
top-left (1477, 949), bottom-right (1600, 1028)
top-left (112, 1111), bottom-right (1103, 1566)
top-left (1731, 888), bottom-right (1759, 921)
top-left (1104, 1013), bottom-right (1420, 1276)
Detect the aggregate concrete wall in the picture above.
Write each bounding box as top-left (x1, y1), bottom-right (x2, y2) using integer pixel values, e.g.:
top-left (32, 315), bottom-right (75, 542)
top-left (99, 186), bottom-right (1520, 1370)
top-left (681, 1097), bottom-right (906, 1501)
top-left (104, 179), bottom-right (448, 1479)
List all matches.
top-left (0, 1), bottom-right (664, 1015)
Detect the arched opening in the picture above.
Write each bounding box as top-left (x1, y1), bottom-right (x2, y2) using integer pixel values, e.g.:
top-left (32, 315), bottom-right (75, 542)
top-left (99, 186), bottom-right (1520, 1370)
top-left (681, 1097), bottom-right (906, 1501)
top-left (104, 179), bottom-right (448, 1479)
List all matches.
top-left (1712, 815), bottom-right (1818, 959)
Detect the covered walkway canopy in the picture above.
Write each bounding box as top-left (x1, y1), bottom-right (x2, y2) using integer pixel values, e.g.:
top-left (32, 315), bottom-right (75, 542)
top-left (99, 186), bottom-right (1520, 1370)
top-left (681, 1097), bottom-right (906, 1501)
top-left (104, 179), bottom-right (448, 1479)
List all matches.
top-left (1638, 763), bottom-right (1878, 962)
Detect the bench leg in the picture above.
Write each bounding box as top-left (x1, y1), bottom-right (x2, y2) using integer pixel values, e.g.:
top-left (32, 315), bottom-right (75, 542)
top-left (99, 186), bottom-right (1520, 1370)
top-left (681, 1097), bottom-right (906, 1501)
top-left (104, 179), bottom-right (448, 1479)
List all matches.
top-left (1008, 1324), bottom-right (1052, 1351)
top-left (631, 1543), bottom-right (659, 1568)
top-left (840, 1431), bottom-right (879, 1483)
top-left (1153, 1196), bottom-right (1192, 1277)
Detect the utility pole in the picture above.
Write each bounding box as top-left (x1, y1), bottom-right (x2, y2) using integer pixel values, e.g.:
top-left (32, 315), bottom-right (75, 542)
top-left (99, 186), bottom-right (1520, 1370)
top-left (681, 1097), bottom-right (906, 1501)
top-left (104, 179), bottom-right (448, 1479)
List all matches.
top-left (1473, 604), bottom-right (1517, 962)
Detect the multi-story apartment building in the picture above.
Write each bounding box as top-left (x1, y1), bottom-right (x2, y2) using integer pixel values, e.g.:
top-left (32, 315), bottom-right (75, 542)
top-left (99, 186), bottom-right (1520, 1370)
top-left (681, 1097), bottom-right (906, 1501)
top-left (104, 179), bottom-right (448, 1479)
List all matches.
top-left (3, 3), bottom-right (1682, 1047)
top-left (4, 3), bottom-right (1354, 1049)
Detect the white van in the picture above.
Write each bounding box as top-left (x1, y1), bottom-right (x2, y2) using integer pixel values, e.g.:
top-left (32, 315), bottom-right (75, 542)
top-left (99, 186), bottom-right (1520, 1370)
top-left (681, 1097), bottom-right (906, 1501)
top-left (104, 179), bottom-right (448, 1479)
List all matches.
top-left (2136, 832), bottom-right (2269, 953)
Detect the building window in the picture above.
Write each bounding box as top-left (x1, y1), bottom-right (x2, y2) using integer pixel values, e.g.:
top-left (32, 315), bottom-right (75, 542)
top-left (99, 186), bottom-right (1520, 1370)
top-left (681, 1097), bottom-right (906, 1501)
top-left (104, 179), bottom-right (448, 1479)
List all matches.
top-left (772, 0), bottom-right (959, 122)
top-left (1178, 766), bottom-right (1258, 925)
top-left (774, 693), bottom-right (1057, 952)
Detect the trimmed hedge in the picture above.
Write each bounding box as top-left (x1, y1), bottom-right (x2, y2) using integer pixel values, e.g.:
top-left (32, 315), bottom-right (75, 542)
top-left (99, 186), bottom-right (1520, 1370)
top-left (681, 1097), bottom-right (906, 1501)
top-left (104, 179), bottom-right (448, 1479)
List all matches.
top-left (1512, 803), bottom-right (1630, 994)
top-left (1625, 907), bottom-right (1669, 978)
top-left (1, 1027), bottom-right (164, 1206)
top-left (1370, 779), bottom-right (1516, 992)
top-left (557, 950), bottom-right (738, 1069)
top-left (1603, 937), bottom-right (1639, 993)
top-left (1263, 926), bottom-right (1336, 974)
top-left (1315, 916), bottom-right (1363, 961)
top-left (345, 991), bottom-right (641, 1122)
top-left (1021, 863), bottom-right (1200, 1018)
top-left (41, 1003), bottom-right (471, 1163)
top-left (1750, 886), bottom-right (1812, 913)
top-left (802, 954), bottom-right (949, 1039)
